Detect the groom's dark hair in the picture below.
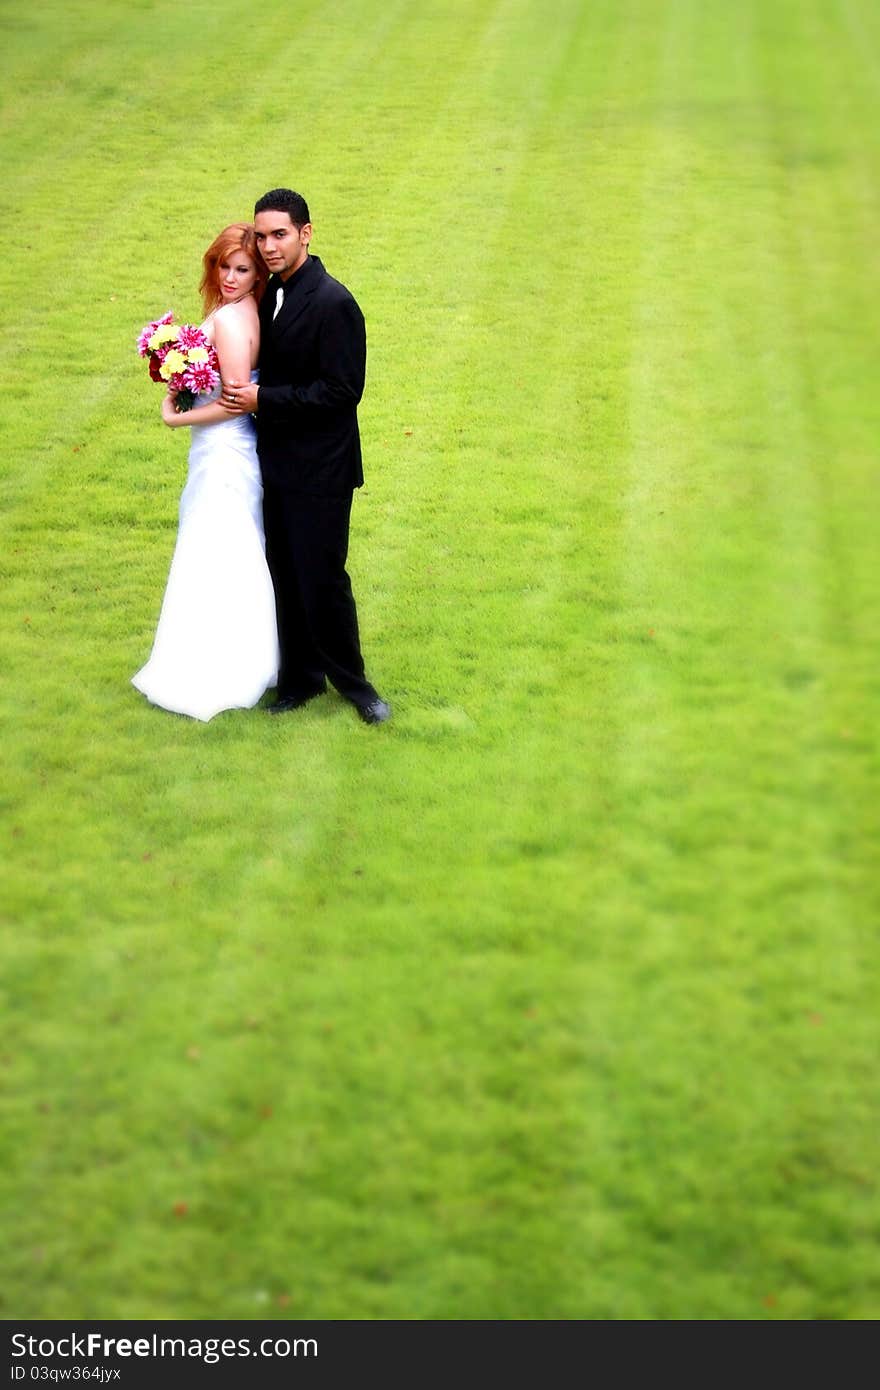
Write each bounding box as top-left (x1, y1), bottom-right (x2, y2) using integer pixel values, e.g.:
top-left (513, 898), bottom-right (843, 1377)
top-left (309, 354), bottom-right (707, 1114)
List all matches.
top-left (254, 188), bottom-right (311, 228)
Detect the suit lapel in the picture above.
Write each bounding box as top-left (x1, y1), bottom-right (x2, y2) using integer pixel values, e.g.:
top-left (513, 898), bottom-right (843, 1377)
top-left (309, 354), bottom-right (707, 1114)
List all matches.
top-left (272, 256), bottom-right (323, 335)
top-left (259, 280), bottom-right (280, 339)
top-left (274, 290), bottom-right (312, 334)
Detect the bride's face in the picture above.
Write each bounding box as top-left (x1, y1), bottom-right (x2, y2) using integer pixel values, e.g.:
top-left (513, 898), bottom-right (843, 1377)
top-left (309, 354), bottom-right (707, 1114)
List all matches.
top-left (218, 249), bottom-right (258, 301)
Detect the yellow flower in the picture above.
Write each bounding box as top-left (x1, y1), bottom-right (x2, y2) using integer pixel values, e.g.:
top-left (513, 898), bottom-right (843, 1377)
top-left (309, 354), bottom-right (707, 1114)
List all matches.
top-left (159, 349), bottom-right (186, 379)
top-left (187, 347), bottom-right (209, 364)
top-left (148, 324), bottom-right (178, 350)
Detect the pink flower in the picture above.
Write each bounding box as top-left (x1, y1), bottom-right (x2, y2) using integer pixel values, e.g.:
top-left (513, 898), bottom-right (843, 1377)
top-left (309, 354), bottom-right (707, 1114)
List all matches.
top-left (136, 311), bottom-right (173, 357)
top-left (182, 362), bottom-right (219, 396)
top-left (176, 323), bottom-right (208, 351)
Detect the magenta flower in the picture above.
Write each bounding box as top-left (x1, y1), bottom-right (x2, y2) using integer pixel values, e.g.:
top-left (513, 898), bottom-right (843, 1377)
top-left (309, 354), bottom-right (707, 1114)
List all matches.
top-left (182, 362), bottom-right (220, 396)
top-left (176, 323), bottom-right (208, 351)
top-left (136, 311), bottom-right (174, 357)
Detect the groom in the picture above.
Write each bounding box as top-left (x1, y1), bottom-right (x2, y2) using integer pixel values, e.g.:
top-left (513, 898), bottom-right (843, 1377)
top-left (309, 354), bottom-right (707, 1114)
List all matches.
top-left (221, 188), bottom-right (390, 725)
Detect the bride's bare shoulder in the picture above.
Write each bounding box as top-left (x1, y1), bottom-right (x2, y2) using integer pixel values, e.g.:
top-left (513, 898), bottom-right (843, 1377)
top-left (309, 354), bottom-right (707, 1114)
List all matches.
top-left (213, 297), bottom-right (258, 342)
top-left (215, 297), bottom-right (259, 323)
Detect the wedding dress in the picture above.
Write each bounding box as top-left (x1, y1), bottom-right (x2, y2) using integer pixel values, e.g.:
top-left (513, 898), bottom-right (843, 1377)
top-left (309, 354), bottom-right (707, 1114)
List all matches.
top-left (132, 371), bottom-right (279, 721)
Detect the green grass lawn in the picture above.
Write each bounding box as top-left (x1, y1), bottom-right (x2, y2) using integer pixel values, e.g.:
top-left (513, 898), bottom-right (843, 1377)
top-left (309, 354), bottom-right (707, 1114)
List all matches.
top-left (1, 0), bottom-right (878, 1319)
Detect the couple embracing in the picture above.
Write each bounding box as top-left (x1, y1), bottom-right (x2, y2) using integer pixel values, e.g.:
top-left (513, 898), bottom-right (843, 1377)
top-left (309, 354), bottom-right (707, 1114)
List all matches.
top-left (132, 188), bottom-right (390, 726)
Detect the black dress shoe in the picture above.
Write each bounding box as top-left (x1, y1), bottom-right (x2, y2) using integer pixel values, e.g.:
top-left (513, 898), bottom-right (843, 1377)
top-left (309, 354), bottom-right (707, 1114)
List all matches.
top-left (356, 697), bottom-right (391, 725)
top-left (266, 689), bottom-right (325, 714)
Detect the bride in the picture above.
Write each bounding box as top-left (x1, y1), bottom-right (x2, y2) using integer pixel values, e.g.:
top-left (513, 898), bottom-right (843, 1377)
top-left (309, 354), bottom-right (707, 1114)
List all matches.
top-left (132, 224), bottom-right (279, 721)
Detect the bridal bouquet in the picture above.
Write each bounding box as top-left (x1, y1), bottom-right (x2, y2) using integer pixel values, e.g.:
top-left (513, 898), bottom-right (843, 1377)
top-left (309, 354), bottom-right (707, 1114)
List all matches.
top-left (136, 312), bottom-right (220, 412)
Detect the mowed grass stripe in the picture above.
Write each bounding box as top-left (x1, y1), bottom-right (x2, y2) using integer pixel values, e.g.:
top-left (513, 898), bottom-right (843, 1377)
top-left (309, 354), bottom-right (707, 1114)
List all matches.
top-left (568, 0), bottom-right (880, 1316)
top-left (613, 4), bottom-right (867, 944)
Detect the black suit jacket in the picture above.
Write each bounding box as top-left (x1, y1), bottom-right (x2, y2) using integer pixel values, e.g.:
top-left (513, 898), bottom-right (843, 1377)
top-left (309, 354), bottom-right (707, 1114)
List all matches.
top-left (256, 255), bottom-right (366, 494)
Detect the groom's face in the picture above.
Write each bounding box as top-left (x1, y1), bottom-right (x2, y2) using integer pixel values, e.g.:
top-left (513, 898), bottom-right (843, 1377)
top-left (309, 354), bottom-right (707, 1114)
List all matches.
top-left (254, 211), bottom-right (311, 281)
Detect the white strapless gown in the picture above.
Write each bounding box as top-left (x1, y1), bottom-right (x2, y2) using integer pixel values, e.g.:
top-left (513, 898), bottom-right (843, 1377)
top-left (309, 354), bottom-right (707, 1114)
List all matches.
top-left (132, 374), bottom-right (279, 721)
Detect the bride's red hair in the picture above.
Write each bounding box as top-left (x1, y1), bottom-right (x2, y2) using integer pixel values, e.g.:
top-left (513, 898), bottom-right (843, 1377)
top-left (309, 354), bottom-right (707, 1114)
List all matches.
top-left (199, 223), bottom-right (268, 314)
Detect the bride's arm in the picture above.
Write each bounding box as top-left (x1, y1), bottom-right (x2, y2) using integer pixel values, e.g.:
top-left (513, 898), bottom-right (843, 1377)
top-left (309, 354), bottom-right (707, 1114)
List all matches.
top-left (161, 392), bottom-right (232, 428)
top-left (160, 306), bottom-right (254, 428)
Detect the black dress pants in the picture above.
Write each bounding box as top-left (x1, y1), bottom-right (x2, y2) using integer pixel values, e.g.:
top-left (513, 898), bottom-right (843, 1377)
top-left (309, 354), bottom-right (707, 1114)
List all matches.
top-left (262, 486), bottom-right (377, 706)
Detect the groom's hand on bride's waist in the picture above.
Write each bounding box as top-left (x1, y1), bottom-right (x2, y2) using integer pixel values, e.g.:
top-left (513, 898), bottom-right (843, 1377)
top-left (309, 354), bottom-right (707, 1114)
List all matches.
top-left (220, 380), bottom-right (259, 414)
